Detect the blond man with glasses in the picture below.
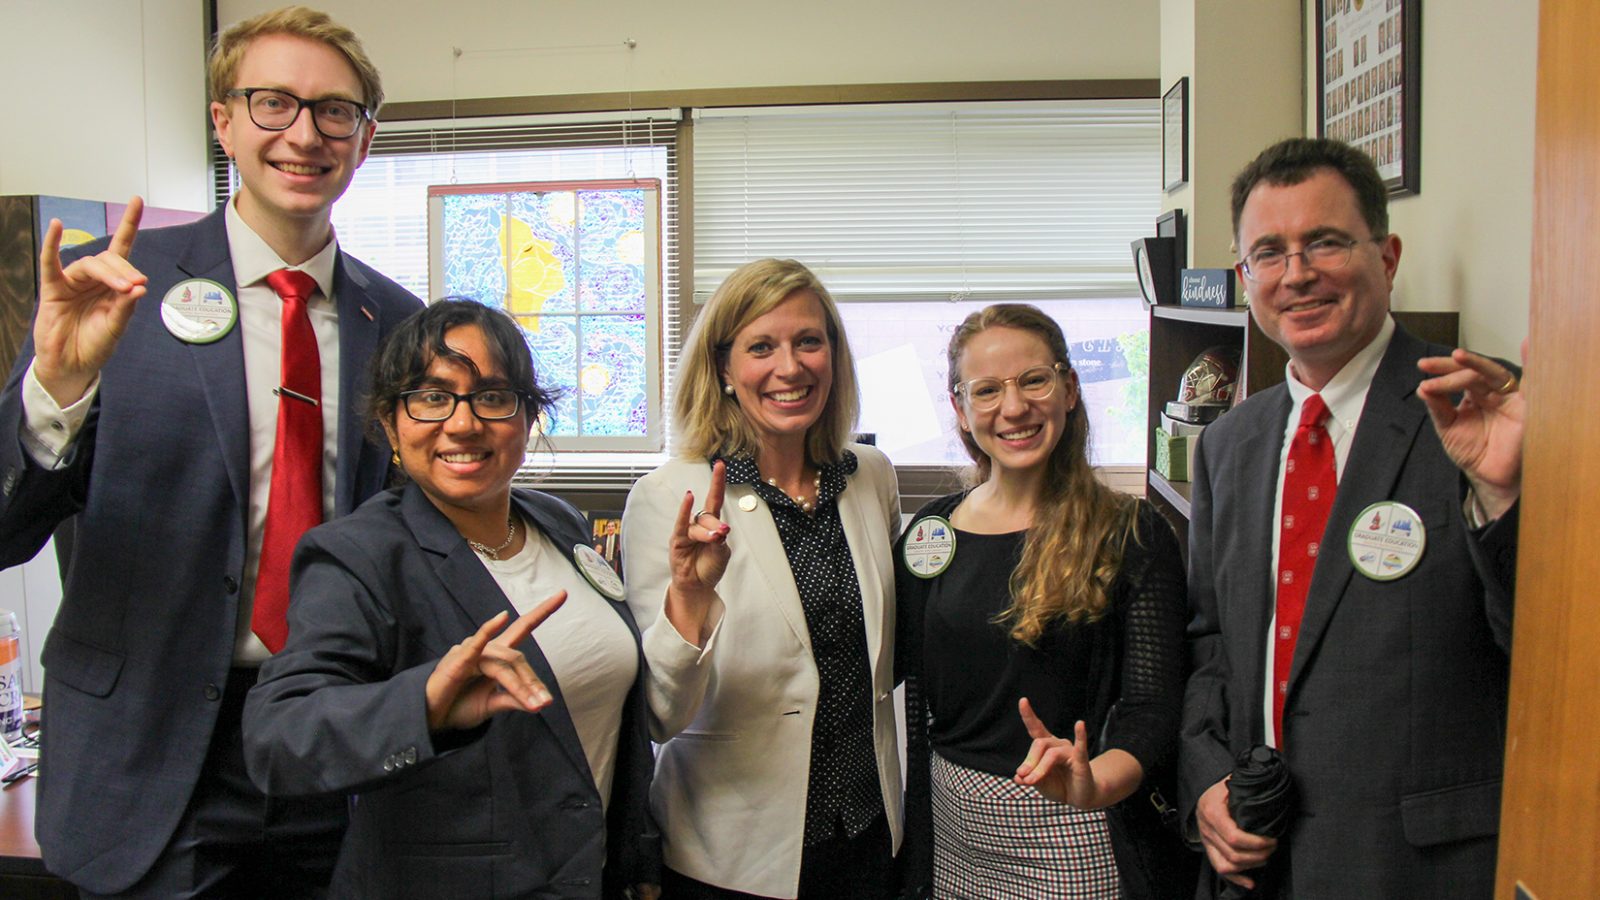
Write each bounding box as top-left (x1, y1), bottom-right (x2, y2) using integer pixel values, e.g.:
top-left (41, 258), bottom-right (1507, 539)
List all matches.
top-left (0, 6), bottom-right (420, 896)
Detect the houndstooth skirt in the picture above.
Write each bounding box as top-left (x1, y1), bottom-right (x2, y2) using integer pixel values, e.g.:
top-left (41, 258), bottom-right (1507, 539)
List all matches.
top-left (931, 751), bottom-right (1123, 900)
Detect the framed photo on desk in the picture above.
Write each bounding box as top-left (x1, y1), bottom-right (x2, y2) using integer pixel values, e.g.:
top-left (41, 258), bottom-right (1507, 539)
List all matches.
top-left (1317, 0), bottom-right (1421, 195)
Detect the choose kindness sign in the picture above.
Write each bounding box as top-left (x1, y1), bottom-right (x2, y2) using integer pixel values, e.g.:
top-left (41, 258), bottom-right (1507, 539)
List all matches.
top-left (1180, 268), bottom-right (1238, 308)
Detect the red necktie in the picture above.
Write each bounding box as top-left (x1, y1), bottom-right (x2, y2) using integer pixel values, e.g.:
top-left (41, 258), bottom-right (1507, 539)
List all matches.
top-left (1272, 393), bottom-right (1336, 745)
top-left (253, 269), bottom-right (324, 653)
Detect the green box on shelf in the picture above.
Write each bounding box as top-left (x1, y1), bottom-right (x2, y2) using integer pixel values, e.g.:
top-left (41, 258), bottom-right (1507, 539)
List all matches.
top-left (1154, 428), bottom-right (1190, 482)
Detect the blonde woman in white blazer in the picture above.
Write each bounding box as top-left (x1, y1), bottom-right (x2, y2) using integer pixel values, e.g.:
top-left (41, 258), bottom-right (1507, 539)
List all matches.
top-left (623, 259), bottom-right (902, 899)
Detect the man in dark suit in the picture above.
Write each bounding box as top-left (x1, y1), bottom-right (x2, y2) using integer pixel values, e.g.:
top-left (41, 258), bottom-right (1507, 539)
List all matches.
top-left (1179, 138), bottom-right (1524, 898)
top-left (0, 7), bottom-right (420, 897)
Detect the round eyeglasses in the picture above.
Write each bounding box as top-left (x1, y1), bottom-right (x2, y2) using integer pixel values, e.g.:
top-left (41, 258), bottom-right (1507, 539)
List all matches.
top-left (954, 363), bottom-right (1068, 412)
top-left (226, 88), bottom-right (371, 140)
top-left (400, 389), bottom-right (525, 422)
top-left (1239, 236), bottom-right (1383, 283)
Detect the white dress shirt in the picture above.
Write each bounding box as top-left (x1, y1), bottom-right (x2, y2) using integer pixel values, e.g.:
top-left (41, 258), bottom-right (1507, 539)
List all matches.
top-left (22, 197), bottom-right (344, 664)
top-left (1262, 314), bottom-right (1395, 747)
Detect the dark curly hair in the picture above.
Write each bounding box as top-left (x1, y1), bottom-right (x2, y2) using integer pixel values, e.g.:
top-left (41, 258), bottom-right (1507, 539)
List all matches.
top-left (366, 299), bottom-right (557, 448)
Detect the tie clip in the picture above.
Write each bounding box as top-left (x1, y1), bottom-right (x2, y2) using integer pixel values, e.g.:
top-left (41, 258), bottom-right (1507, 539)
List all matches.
top-left (274, 386), bottom-right (320, 407)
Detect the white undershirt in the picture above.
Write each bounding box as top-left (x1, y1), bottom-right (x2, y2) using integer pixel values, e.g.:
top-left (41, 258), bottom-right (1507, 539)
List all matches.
top-left (481, 520), bottom-right (638, 809)
top-left (1262, 314), bottom-right (1394, 747)
top-left (21, 198), bottom-right (344, 665)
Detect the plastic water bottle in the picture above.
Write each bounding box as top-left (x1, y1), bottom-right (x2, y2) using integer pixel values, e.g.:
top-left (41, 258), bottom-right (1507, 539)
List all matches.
top-left (0, 610), bottom-right (21, 743)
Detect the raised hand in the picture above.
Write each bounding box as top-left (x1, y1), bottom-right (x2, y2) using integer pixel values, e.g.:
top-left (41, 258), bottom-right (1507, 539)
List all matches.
top-left (1014, 697), bottom-right (1099, 807)
top-left (33, 198), bottom-right (149, 407)
top-left (1417, 346), bottom-right (1525, 520)
top-left (662, 460), bottom-right (731, 646)
top-left (425, 590), bottom-right (567, 732)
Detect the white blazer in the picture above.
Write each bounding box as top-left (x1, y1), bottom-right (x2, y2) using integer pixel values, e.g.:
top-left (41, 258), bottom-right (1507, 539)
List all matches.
top-left (622, 444), bottom-right (903, 898)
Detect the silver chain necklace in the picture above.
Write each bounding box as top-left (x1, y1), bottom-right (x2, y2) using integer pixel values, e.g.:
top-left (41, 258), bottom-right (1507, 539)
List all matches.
top-left (468, 517), bottom-right (517, 560)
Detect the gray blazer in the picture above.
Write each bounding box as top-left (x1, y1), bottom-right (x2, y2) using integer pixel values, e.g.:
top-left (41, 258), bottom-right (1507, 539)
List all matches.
top-left (0, 207), bottom-right (421, 893)
top-left (1179, 325), bottom-right (1519, 899)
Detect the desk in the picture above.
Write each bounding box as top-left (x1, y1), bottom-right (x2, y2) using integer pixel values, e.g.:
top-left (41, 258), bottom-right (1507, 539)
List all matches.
top-left (0, 777), bottom-right (73, 899)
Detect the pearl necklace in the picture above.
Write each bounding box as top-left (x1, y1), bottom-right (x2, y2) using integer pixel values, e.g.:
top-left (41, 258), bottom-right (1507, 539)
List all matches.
top-left (468, 516), bottom-right (518, 560)
top-left (766, 470), bottom-right (823, 514)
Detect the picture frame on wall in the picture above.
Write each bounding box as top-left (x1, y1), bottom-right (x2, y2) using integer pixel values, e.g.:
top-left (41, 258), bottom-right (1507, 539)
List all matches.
top-left (1162, 78), bottom-right (1188, 193)
top-left (1316, 0), bottom-right (1421, 196)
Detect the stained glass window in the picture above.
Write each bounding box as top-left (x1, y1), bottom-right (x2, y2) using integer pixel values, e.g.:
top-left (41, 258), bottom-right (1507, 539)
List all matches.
top-left (428, 180), bottom-right (661, 450)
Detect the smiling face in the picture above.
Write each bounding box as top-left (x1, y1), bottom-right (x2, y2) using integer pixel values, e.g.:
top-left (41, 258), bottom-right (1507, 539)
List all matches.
top-left (720, 290), bottom-right (835, 462)
top-left (1235, 167), bottom-right (1401, 389)
top-left (384, 324), bottom-right (529, 529)
top-left (211, 32), bottom-right (374, 247)
top-left (951, 326), bottom-right (1076, 480)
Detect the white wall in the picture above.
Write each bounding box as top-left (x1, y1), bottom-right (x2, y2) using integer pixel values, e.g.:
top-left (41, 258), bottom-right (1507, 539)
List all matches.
top-left (1161, 0), bottom-right (1303, 269)
top-left (218, 0), bottom-right (1160, 105)
top-left (0, 0), bottom-right (210, 210)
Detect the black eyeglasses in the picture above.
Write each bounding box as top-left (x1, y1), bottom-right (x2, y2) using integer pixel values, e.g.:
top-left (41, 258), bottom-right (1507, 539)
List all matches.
top-left (225, 88), bottom-right (371, 139)
top-left (400, 389), bottom-right (526, 422)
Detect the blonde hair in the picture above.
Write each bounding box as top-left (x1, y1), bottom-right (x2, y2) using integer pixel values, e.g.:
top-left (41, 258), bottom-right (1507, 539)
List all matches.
top-left (208, 6), bottom-right (385, 114)
top-left (947, 304), bottom-right (1138, 644)
top-left (674, 259), bottom-right (860, 463)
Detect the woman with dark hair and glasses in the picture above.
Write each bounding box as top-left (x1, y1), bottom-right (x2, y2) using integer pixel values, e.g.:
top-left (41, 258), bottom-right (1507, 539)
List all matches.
top-left (896, 304), bottom-right (1191, 899)
top-left (243, 299), bottom-right (728, 899)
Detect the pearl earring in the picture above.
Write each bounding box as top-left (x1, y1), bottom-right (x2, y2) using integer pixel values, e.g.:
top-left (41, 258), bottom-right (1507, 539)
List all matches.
top-left (723, 383), bottom-right (735, 396)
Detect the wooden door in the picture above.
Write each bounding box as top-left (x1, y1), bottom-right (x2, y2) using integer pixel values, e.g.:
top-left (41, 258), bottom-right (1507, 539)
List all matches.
top-left (1495, 0), bottom-right (1600, 896)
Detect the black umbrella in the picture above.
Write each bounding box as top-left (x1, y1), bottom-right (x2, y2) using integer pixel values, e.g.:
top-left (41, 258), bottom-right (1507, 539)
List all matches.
top-left (1219, 745), bottom-right (1295, 899)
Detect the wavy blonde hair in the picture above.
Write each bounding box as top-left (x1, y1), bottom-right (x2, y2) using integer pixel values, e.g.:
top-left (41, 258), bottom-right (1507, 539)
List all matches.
top-left (209, 5), bottom-right (385, 113)
top-left (674, 259), bottom-right (859, 463)
top-left (948, 304), bottom-right (1138, 644)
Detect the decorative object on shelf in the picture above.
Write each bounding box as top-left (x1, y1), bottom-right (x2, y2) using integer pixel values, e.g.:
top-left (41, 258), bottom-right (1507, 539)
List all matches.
top-left (1162, 77), bottom-right (1189, 192)
top-left (1316, 0), bottom-right (1420, 195)
top-left (1165, 345), bottom-right (1240, 425)
top-left (1153, 429), bottom-right (1192, 482)
top-left (1132, 237), bottom-right (1179, 308)
top-left (588, 511), bottom-right (623, 575)
top-left (1179, 268), bottom-right (1239, 309)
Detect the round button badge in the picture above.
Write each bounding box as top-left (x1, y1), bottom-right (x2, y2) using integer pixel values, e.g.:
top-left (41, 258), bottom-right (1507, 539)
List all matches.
top-left (160, 278), bottom-right (237, 344)
top-left (902, 516), bottom-right (956, 579)
top-left (1347, 501), bottom-right (1427, 581)
top-left (573, 544), bottom-right (625, 600)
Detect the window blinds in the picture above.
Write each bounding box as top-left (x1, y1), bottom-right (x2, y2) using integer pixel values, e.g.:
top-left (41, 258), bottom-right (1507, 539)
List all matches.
top-left (692, 100), bottom-right (1160, 303)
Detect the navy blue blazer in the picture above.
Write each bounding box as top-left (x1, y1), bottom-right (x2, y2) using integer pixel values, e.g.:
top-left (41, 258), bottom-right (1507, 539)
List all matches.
top-left (1178, 326), bottom-right (1519, 899)
top-left (0, 207), bottom-right (421, 893)
top-left (243, 484), bottom-right (661, 899)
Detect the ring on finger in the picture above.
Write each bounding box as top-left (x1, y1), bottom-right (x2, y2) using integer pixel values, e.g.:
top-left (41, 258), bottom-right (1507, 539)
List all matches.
top-left (1496, 373), bottom-right (1518, 395)
top-left (693, 508), bottom-right (715, 524)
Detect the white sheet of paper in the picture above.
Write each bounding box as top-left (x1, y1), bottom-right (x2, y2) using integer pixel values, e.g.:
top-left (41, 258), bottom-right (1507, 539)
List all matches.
top-left (856, 343), bottom-right (944, 455)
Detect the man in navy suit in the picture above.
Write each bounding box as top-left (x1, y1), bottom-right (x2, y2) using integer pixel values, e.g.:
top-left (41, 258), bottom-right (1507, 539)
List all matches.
top-left (0, 7), bottom-right (420, 897)
top-left (1179, 138), bottom-right (1524, 898)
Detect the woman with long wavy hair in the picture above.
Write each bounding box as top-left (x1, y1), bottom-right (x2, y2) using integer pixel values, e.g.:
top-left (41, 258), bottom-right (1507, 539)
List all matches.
top-left (896, 304), bottom-right (1190, 899)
